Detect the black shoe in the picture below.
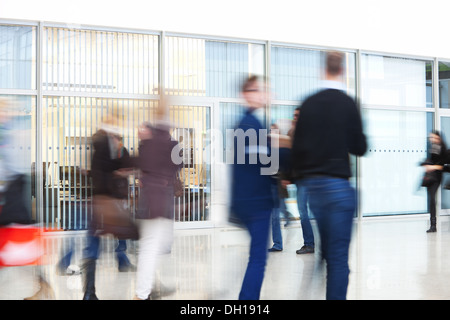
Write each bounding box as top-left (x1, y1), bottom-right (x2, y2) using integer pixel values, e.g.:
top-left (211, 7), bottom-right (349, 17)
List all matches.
top-left (427, 226), bottom-right (437, 233)
top-left (296, 245), bottom-right (315, 254)
top-left (268, 247), bottom-right (282, 252)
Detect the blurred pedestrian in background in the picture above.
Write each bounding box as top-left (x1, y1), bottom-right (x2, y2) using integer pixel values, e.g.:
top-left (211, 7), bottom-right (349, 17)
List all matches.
top-left (420, 131), bottom-right (448, 233)
top-left (289, 51), bottom-right (367, 300)
top-left (286, 106), bottom-right (315, 254)
top-left (268, 123), bottom-right (291, 252)
top-left (128, 116), bottom-right (180, 300)
top-left (81, 117), bottom-right (138, 300)
top-left (230, 75), bottom-right (274, 300)
top-left (0, 97), bottom-right (54, 300)
top-left (56, 134), bottom-right (135, 276)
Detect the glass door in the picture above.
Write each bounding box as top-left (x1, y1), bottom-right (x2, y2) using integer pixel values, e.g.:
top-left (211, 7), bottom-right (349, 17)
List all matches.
top-left (439, 116), bottom-right (450, 214)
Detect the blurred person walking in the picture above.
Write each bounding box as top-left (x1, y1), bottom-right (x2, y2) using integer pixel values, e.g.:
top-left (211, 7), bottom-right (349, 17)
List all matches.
top-left (81, 119), bottom-right (138, 300)
top-left (420, 131), bottom-right (448, 233)
top-left (268, 123), bottom-right (291, 252)
top-left (0, 97), bottom-right (54, 300)
top-left (129, 120), bottom-right (180, 300)
top-left (287, 107), bottom-right (315, 254)
top-left (56, 136), bottom-right (135, 275)
top-left (230, 76), bottom-right (275, 300)
top-left (289, 52), bottom-right (367, 300)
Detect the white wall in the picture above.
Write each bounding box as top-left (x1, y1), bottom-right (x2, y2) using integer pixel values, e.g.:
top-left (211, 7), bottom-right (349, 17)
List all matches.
top-left (1, 0), bottom-right (449, 59)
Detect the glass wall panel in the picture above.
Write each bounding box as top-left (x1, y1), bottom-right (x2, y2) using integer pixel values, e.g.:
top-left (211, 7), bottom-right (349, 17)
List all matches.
top-left (218, 102), bottom-right (246, 162)
top-left (43, 27), bottom-right (159, 94)
top-left (361, 54), bottom-right (433, 108)
top-left (169, 105), bottom-right (211, 222)
top-left (440, 117), bottom-right (450, 210)
top-left (439, 61), bottom-right (450, 109)
top-left (0, 25), bottom-right (36, 89)
top-left (0, 95), bottom-right (36, 222)
top-left (360, 110), bottom-right (432, 216)
top-left (270, 47), bottom-right (356, 102)
top-left (205, 41), bottom-right (264, 98)
top-left (165, 36), bottom-right (264, 97)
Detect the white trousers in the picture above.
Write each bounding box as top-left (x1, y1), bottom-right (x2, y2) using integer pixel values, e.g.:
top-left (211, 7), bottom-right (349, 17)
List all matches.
top-left (135, 218), bottom-right (173, 300)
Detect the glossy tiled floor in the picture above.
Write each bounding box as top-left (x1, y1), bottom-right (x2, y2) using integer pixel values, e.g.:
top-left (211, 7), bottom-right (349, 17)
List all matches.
top-left (1, 215), bottom-right (450, 300)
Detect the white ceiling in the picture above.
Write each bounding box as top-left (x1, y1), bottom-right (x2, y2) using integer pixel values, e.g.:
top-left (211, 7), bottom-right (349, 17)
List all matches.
top-left (1, 0), bottom-right (449, 60)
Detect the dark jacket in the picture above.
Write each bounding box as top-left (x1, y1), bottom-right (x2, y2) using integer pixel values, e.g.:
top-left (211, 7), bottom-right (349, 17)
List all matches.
top-left (421, 141), bottom-right (448, 183)
top-left (130, 127), bottom-right (180, 220)
top-left (91, 130), bottom-right (119, 196)
top-left (91, 129), bottom-right (127, 198)
top-left (291, 88), bottom-right (367, 180)
top-left (231, 108), bottom-right (274, 220)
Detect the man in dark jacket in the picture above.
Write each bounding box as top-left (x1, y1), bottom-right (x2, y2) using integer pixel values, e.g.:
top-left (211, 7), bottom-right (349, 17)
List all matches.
top-left (290, 51), bottom-right (367, 300)
top-left (231, 75), bottom-right (274, 300)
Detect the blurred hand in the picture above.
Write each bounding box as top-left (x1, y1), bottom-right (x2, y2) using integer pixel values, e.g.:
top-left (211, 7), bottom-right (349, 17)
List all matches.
top-left (114, 168), bottom-right (133, 177)
top-left (425, 165), bottom-right (443, 172)
top-left (281, 180), bottom-right (291, 188)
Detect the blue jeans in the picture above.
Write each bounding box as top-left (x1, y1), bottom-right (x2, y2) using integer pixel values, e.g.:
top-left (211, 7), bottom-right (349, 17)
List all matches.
top-left (84, 234), bottom-right (101, 260)
top-left (299, 177), bottom-right (356, 300)
top-left (271, 185), bottom-right (283, 250)
top-left (239, 211), bottom-right (271, 300)
top-left (295, 182), bottom-right (314, 247)
top-left (116, 240), bottom-right (131, 268)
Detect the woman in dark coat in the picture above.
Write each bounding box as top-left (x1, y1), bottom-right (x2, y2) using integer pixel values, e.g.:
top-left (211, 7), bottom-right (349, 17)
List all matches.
top-left (130, 121), bottom-right (181, 300)
top-left (422, 131), bottom-right (448, 233)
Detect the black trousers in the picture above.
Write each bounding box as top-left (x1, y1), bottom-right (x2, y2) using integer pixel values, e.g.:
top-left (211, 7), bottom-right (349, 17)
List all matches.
top-left (427, 181), bottom-right (440, 227)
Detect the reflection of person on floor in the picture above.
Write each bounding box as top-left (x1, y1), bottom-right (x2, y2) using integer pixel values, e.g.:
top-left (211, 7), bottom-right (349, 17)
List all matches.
top-left (0, 97), bottom-right (54, 300)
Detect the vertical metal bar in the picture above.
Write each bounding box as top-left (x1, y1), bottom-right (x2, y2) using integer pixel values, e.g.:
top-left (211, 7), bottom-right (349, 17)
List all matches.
top-left (68, 96), bottom-right (72, 229)
top-left (433, 57), bottom-right (442, 217)
top-left (90, 30), bottom-right (93, 94)
top-left (62, 96), bottom-right (66, 230)
top-left (126, 33), bottom-right (130, 94)
top-left (64, 29), bottom-right (72, 229)
top-left (36, 22), bottom-right (44, 227)
top-left (45, 97), bottom-right (49, 229)
top-left (56, 96), bottom-right (61, 230)
top-left (132, 33), bottom-right (135, 95)
top-left (116, 33), bottom-right (120, 95)
top-left (193, 106), bottom-right (197, 221)
top-left (265, 41), bottom-right (271, 129)
top-left (122, 33), bottom-right (125, 95)
top-left (141, 34), bottom-right (144, 95)
top-left (51, 95), bottom-right (55, 229)
top-left (355, 49), bottom-right (362, 221)
top-left (187, 106), bottom-right (191, 221)
top-left (78, 97), bottom-right (82, 230)
top-left (199, 107), bottom-right (202, 220)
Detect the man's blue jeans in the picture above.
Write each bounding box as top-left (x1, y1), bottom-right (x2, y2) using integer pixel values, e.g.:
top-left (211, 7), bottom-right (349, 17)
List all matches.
top-left (271, 185), bottom-right (283, 250)
top-left (298, 177), bottom-right (356, 300)
top-left (295, 182), bottom-right (314, 248)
